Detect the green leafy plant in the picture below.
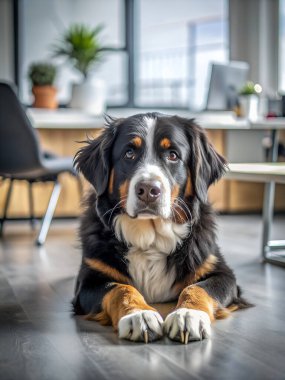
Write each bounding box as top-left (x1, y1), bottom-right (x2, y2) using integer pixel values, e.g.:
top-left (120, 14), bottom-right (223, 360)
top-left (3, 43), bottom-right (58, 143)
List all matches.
top-left (28, 62), bottom-right (57, 86)
top-left (239, 81), bottom-right (258, 96)
top-left (52, 24), bottom-right (110, 79)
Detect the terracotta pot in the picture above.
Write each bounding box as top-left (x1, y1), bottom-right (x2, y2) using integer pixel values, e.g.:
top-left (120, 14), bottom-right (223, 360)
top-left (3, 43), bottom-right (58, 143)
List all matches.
top-left (32, 85), bottom-right (58, 109)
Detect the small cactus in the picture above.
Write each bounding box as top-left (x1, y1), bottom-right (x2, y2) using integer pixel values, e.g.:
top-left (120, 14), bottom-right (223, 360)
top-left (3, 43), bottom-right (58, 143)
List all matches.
top-left (28, 62), bottom-right (57, 86)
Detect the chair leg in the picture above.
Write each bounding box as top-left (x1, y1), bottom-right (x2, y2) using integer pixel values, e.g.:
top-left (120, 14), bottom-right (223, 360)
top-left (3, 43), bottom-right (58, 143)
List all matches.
top-left (28, 182), bottom-right (36, 230)
top-left (0, 179), bottom-right (14, 236)
top-left (36, 181), bottom-right (61, 246)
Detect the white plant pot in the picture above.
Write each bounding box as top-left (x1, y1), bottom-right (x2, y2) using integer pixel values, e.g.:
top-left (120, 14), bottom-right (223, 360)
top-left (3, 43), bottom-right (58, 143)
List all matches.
top-left (239, 94), bottom-right (259, 120)
top-left (69, 79), bottom-right (106, 116)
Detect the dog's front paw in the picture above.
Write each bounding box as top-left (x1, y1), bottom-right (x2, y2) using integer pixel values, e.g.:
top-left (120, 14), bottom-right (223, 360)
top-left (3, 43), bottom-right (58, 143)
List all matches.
top-left (118, 310), bottom-right (163, 343)
top-left (164, 308), bottom-right (211, 344)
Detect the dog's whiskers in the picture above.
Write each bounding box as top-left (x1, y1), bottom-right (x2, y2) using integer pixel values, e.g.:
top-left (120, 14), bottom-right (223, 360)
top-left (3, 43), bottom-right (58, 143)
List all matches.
top-left (107, 199), bottom-right (126, 225)
top-left (173, 201), bottom-right (190, 222)
top-left (171, 197), bottom-right (193, 237)
top-left (176, 198), bottom-right (192, 220)
top-left (102, 198), bottom-right (126, 219)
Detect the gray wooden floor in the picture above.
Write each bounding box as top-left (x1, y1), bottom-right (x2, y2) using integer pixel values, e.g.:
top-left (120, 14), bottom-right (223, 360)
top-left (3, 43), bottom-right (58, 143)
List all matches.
top-left (0, 215), bottom-right (285, 380)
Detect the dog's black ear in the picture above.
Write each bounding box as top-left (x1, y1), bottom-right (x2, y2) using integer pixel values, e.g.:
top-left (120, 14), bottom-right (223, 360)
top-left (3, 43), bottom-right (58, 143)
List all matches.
top-left (74, 118), bottom-right (119, 196)
top-left (187, 120), bottom-right (227, 203)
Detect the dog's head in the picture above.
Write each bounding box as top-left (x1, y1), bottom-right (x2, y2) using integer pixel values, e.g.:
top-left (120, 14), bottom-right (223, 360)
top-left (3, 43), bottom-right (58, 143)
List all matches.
top-left (75, 113), bottom-right (226, 226)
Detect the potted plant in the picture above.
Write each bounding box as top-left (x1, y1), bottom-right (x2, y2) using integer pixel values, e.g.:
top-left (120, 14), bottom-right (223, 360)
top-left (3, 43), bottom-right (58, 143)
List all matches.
top-left (238, 81), bottom-right (262, 120)
top-left (28, 62), bottom-right (58, 109)
top-left (52, 24), bottom-right (110, 115)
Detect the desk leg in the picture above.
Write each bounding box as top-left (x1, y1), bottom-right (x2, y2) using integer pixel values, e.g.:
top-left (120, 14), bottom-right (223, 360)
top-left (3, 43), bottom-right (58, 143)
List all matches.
top-left (262, 182), bottom-right (275, 259)
top-left (261, 129), bottom-right (279, 261)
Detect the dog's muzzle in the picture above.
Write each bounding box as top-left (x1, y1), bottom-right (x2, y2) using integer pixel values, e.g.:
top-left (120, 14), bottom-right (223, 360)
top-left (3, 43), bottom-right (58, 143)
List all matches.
top-left (126, 164), bottom-right (171, 219)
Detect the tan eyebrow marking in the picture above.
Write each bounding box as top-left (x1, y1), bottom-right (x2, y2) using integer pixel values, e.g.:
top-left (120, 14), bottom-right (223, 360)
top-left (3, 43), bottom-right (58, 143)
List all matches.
top-left (160, 138), bottom-right (171, 149)
top-left (131, 136), bottom-right (142, 148)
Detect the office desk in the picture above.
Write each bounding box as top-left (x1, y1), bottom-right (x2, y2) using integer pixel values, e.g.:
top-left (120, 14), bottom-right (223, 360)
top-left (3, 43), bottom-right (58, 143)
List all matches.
top-left (227, 163), bottom-right (285, 266)
top-left (1, 109), bottom-right (285, 218)
top-left (27, 108), bottom-right (251, 130)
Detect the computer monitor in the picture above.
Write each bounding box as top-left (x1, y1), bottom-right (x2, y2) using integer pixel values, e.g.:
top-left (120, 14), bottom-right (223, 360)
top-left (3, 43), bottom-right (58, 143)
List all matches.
top-left (205, 61), bottom-right (249, 111)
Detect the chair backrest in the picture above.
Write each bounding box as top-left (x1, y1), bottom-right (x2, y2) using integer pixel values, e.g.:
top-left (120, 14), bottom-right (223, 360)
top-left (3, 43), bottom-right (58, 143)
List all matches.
top-left (0, 82), bottom-right (43, 175)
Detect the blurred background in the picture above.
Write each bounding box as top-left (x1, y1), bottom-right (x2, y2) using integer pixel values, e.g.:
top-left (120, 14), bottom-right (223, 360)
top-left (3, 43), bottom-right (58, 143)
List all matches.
top-left (0, 0), bottom-right (284, 110)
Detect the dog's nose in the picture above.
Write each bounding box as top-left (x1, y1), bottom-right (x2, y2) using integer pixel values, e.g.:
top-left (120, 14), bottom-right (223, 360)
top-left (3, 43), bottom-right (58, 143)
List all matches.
top-left (135, 181), bottom-right (161, 203)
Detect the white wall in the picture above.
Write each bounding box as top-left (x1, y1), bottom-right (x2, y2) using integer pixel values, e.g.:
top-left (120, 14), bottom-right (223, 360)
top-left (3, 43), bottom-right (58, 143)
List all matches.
top-left (229, 0), bottom-right (279, 96)
top-left (0, 0), bottom-right (14, 82)
top-left (280, 0), bottom-right (285, 92)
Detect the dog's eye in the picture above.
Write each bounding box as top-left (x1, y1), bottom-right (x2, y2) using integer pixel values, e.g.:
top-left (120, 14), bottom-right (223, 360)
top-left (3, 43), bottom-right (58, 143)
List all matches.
top-left (124, 148), bottom-right (135, 160)
top-left (167, 151), bottom-right (178, 161)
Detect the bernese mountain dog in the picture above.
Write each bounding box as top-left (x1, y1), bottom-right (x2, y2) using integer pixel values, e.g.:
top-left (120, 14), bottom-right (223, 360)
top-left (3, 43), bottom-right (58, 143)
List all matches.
top-left (72, 113), bottom-right (250, 344)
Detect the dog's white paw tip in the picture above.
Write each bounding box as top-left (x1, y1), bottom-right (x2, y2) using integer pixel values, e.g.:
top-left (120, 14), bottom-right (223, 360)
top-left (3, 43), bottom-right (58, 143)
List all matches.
top-left (118, 310), bottom-right (163, 343)
top-left (164, 308), bottom-right (211, 344)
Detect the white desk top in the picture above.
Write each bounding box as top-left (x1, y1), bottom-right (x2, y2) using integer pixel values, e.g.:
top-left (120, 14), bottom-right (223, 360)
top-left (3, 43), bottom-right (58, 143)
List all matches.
top-left (27, 108), bottom-right (285, 131)
top-left (249, 118), bottom-right (285, 129)
top-left (227, 163), bottom-right (285, 184)
top-left (27, 108), bottom-right (104, 129)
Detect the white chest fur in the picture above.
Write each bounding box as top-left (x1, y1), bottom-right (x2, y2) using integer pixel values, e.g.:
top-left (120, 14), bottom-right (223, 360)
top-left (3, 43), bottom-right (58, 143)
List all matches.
top-left (114, 215), bottom-right (190, 303)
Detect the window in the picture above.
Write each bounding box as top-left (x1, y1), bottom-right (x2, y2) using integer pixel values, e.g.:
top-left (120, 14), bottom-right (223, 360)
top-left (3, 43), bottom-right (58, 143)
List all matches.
top-left (136, 0), bottom-right (228, 109)
top-left (18, 0), bottom-right (228, 109)
top-left (20, 0), bottom-right (127, 105)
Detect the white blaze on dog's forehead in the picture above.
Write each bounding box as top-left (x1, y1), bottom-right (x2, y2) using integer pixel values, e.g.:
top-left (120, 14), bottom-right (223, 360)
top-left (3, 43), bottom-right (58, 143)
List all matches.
top-left (143, 115), bottom-right (157, 158)
top-left (143, 115), bottom-right (156, 130)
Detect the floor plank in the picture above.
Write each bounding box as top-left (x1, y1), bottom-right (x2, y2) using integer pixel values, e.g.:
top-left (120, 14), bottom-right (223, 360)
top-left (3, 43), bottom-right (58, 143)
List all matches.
top-left (0, 215), bottom-right (285, 380)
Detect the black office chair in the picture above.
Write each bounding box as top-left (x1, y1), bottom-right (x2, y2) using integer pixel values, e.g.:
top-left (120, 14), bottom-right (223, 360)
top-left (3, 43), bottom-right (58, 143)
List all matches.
top-left (0, 82), bottom-right (79, 245)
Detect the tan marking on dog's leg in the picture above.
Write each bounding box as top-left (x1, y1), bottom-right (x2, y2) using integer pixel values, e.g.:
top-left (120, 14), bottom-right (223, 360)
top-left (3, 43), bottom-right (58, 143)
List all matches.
top-left (96, 284), bottom-right (157, 330)
top-left (176, 280), bottom-right (238, 322)
top-left (176, 285), bottom-right (218, 321)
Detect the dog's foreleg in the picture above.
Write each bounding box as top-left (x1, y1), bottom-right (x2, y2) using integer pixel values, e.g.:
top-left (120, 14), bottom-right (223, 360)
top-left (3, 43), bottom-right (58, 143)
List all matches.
top-left (95, 283), bottom-right (164, 343)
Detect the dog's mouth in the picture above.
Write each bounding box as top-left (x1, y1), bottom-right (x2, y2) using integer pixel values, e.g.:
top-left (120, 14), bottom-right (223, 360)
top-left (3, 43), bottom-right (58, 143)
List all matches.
top-left (129, 208), bottom-right (159, 219)
top-left (137, 209), bottom-right (160, 219)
